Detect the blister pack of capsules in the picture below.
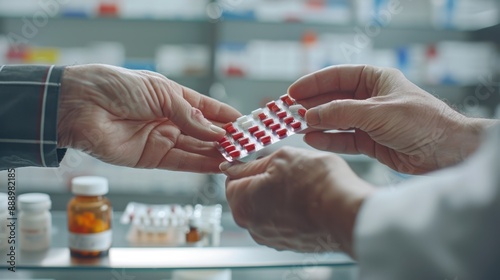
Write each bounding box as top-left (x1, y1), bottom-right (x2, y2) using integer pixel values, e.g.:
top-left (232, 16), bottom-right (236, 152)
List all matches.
top-left (120, 202), bottom-right (223, 246)
top-left (217, 94), bottom-right (308, 162)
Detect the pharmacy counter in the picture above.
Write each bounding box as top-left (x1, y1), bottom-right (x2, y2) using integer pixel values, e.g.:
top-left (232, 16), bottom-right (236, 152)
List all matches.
top-left (0, 212), bottom-right (357, 279)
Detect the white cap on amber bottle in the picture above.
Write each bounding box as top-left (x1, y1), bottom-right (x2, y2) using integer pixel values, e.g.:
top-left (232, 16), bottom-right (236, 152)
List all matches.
top-left (71, 176), bottom-right (109, 196)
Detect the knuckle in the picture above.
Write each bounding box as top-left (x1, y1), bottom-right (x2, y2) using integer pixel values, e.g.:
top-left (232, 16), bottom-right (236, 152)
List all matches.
top-left (276, 146), bottom-right (296, 158)
top-left (232, 207), bottom-right (249, 228)
top-left (226, 189), bottom-right (251, 228)
top-left (249, 232), bottom-right (266, 246)
top-left (384, 67), bottom-right (405, 79)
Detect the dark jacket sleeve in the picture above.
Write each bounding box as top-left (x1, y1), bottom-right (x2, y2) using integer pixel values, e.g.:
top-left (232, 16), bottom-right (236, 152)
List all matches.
top-left (0, 65), bottom-right (66, 170)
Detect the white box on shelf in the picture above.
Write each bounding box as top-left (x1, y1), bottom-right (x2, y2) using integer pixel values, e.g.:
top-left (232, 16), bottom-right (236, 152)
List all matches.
top-left (431, 41), bottom-right (497, 85)
top-left (58, 48), bottom-right (90, 66)
top-left (216, 43), bottom-right (249, 77)
top-left (156, 45), bottom-right (186, 76)
top-left (255, 0), bottom-right (302, 22)
top-left (431, 0), bottom-right (499, 30)
top-left (183, 44), bottom-right (210, 76)
top-left (247, 40), bottom-right (302, 81)
top-left (321, 33), bottom-right (374, 65)
top-left (156, 44), bottom-right (209, 77)
top-left (0, 0), bottom-right (39, 16)
top-left (302, 0), bottom-right (351, 24)
top-left (61, 0), bottom-right (100, 18)
top-left (87, 41), bottom-right (126, 66)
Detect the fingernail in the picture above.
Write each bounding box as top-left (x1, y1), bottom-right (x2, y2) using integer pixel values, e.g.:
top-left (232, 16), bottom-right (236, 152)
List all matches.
top-left (210, 124), bottom-right (226, 134)
top-left (306, 108), bottom-right (320, 126)
top-left (219, 161), bottom-right (232, 172)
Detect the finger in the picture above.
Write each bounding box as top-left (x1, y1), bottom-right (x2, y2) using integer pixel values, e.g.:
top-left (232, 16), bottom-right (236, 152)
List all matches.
top-left (148, 72), bottom-right (241, 123)
top-left (175, 134), bottom-right (222, 158)
top-left (304, 130), bottom-right (378, 159)
top-left (220, 155), bottom-right (273, 179)
top-left (296, 91), bottom-right (355, 109)
top-left (305, 131), bottom-right (361, 154)
top-left (288, 65), bottom-right (378, 101)
top-left (158, 148), bottom-right (224, 173)
top-left (205, 119), bottom-right (228, 128)
top-left (305, 99), bottom-right (373, 130)
top-left (164, 88), bottom-right (228, 141)
top-left (179, 84), bottom-right (242, 123)
top-left (226, 173), bottom-right (271, 228)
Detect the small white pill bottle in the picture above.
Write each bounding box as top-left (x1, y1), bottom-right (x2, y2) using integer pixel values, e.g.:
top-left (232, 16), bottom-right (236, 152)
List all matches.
top-left (18, 193), bottom-right (52, 251)
top-left (0, 193), bottom-right (8, 250)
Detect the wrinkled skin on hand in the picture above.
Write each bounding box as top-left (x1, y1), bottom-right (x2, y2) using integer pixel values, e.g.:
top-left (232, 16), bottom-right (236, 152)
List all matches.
top-left (222, 147), bottom-right (375, 257)
top-left (58, 64), bottom-right (241, 172)
top-left (289, 65), bottom-right (495, 174)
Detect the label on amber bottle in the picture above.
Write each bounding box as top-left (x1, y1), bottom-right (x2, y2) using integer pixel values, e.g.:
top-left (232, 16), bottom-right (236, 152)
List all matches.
top-left (69, 230), bottom-right (112, 251)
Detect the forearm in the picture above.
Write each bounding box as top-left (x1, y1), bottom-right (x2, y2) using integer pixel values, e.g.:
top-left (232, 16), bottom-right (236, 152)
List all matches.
top-left (0, 65), bottom-right (66, 170)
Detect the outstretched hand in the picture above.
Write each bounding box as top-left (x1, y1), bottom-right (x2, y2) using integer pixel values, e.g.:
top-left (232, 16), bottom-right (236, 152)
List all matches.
top-left (58, 64), bottom-right (241, 173)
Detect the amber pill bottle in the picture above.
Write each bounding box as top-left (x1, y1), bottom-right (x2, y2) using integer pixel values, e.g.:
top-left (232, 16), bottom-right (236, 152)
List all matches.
top-left (67, 176), bottom-right (112, 258)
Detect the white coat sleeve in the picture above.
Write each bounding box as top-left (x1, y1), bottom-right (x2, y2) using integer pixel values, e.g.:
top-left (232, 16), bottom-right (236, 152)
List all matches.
top-left (354, 125), bottom-right (500, 280)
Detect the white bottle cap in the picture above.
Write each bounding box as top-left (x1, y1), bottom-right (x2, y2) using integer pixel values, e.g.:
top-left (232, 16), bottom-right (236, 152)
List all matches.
top-left (18, 193), bottom-right (51, 212)
top-left (71, 176), bottom-right (109, 196)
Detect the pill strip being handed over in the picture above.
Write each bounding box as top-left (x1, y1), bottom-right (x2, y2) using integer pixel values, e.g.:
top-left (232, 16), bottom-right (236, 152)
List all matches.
top-left (216, 94), bottom-right (308, 162)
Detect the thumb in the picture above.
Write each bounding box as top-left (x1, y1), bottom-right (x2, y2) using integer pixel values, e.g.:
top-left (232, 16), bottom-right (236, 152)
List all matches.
top-left (306, 99), bottom-right (372, 130)
top-left (167, 93), bottom-right (227, 141)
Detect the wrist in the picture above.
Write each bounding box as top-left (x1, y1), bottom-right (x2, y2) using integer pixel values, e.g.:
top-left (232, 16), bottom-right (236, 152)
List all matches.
top-left (340, 182), bottom-right (376, 258)
top-left (317, 176), bottom-right (376, 258)
top-left (436, 116), bottom-right (497, 167)
top-left (57, 66), bottom-right (77, 148)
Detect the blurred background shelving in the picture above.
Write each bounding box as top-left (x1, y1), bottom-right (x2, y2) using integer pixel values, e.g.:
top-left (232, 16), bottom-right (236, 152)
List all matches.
top-left (0, 0), bottom-right (499, 203)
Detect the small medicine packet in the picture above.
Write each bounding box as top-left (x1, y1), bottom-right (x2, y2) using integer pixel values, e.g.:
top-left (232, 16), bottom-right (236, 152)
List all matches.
top-left (217, 94), bottom-right (307, 162)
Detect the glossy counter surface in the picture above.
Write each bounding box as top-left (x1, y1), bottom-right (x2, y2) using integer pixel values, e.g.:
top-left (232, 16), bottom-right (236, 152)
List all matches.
top-left (0, 212), bottom-right (355, 274)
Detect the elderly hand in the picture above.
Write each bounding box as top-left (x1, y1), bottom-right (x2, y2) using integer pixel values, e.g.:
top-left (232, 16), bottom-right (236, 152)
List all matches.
top-left (221, 147), bottom-right (375, 257)
top-left (289, 65), bottom-right (496, 174)
top-left (57, 64), bottom-right (241, 173)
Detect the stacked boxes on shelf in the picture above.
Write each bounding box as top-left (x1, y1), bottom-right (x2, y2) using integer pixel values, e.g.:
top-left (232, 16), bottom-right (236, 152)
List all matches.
top-left (0, 0), bottom-right (210, 19)
top-left (0, 37), bottom-right (210, 77)
top-left (217, 35), bottom-right (498, 86)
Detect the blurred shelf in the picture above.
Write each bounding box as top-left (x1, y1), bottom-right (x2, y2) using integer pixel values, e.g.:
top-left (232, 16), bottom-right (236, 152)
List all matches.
top-left (219, 75), bottom-right (484, 89)
top-left (0, 13), bottom-right (497, 32)
top-left (218, 17), bottom-right (353, 28)
top-left (472, 23), bottom-right (500, 43)
top-left (219, 18), bottom-right (500, 33)
top-left (0, 15), bottom-right (210, 23)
